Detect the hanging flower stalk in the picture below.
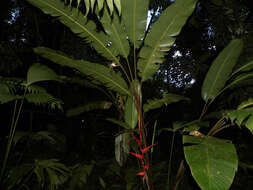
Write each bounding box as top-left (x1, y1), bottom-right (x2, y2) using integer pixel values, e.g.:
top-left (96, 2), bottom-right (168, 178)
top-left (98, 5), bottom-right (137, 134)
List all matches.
top-left (129, 85), bottom-right (155, 189)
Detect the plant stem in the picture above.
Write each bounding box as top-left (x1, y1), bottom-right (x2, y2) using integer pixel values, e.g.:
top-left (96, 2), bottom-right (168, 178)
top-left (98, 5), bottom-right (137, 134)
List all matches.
top-left (166, 131), bottom-right (175, 190)
top-left (0, 88), bottom-right (27, 182)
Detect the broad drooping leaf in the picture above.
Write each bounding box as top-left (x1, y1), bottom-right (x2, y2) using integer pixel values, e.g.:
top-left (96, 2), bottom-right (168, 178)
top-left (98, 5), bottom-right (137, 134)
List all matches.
top-left (143, 93), bottom-right (189, 112)
top-left (66, 101), bottom-right (112, 117)
top-left (183, 135), bottom-right (238, 190)
top-left (25, 0), bottom-right (120, 62)
top-left (225, 108), bottom-right (253, 133)
top-left (124, 95), bottom-right (138, 129)
top-left (201, 39), bottom-right (243, 102)
top-left (26, 63), bottom-right (61, 86)
top-left (115, 133), bottom-right (130, 166)
top-left (121, 0), bottom-right (148, 50)
top-left (34, 47), bottom-right (130, 95)
top-left (138, 0), bottom-right (197, 82)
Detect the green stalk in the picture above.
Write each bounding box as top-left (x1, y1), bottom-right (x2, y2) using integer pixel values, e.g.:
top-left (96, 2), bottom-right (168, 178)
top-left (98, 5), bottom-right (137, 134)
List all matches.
top-left (166, 131), bottom-right (175, 190)
top-left (0, 88), bottom-right (27, 182)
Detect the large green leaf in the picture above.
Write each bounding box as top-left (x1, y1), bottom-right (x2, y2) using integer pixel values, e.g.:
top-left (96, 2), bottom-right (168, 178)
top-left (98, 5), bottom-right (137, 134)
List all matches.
top-left (183, 135), bottom-right (238, 190)
top-left (143, 93), bottom-right (189, 112)
top-left (34, 47), bottom-right (130, 95)
top-left (201, 39), bottom-right (243, 102)
top-left (121, 0), bottom-right (148, 49)
top-left (138, 0), bottom-right (197, 82)
top-left (124, 95), bottom-right (138, 129)
top-left (26, 63), bottom-right (61, 86)
top-left (66, 101), bottom-right (112, 117)
top-left (100, 8), bottom-right (130, 60)
top-left (25, 0), bottom-right (120, 62)
top-left (225, 108), bottom-right (253, 133)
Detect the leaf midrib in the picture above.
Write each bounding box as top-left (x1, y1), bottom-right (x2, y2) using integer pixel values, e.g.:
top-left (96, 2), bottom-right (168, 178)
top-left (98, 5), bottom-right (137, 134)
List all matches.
top-left (206, 52), bottom-right (231, 100)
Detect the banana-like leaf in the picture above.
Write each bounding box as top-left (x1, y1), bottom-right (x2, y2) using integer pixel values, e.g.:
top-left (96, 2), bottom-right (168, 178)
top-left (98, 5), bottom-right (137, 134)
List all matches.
top-left (231, 60), bottom-right (253, 76)
top-left (25, 0), bottom-right (120, 62)
top-left (183, 135), bottom-right (238, 190)
top-left (115, 133), bottom-right (130, 166)
top-left (66, 101), bottom-right (112, 117)
top-left (34, 47), bottom-right (130, 95)
top-left (121, 0), bottom-right (148, 49)
top-left (138, 0), bottom-right (197, 82)
top-left (26, 63), bottom-right (61, 86)
top-left (144, 93), bottom-right (189, 112)
top-left (100, 8), bottom-right (129, 60)
top-left (124, 95), bottom-right (138, 129)
top-left (201, 39), bottom-right (243, 102)
top-left (225, 108), bottom-right (253, 133)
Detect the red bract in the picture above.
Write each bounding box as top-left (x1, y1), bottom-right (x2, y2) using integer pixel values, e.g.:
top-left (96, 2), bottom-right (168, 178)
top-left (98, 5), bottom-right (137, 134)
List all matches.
top-left (143, 164), bottom-right (150, 169)
top-left (129, 103), bottom-right (155, 187)
top-left (136, 171), bottom-right (145, 176)
top-left (129, 152), bottom-right (143, 159)
top-left (131, 133), bottom-right (142, 146)
top-left (141, 144), bottom-right (156, 153)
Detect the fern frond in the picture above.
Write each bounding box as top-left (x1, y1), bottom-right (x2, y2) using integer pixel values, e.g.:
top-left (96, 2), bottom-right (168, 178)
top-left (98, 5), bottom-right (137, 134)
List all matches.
top-left (0, 76), bottom-right (24, 93)
top-left (68, 162), bottom-right (94, 190)
top-left (34, 47), bottom-right (130, 95)
top-left (138, 0), bottom-right (197, 81)
top-left (25, 0), bottom-right (120, 63)
top-left (34, 159), bottom-right (70, 190)
top-left (25, 85), bottom-right (63, 110)
top-left (0, 83), bottom-right (22, 104)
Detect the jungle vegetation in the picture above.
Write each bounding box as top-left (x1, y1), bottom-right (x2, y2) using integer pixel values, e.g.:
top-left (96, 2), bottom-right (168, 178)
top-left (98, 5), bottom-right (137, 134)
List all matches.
top-left (0, 0), bottom-right (253, 190)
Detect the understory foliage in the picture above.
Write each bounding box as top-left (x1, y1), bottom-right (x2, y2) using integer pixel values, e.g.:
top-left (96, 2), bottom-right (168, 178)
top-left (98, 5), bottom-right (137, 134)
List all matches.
top-left (0, 0), bottom-right (253, 190)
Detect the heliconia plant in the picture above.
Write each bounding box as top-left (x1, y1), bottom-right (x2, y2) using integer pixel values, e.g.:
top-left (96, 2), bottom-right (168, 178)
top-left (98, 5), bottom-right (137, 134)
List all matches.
top-left (22, 0), bottom-right (253, 190)
top-left (24, 0), bottom-right (197, 189)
